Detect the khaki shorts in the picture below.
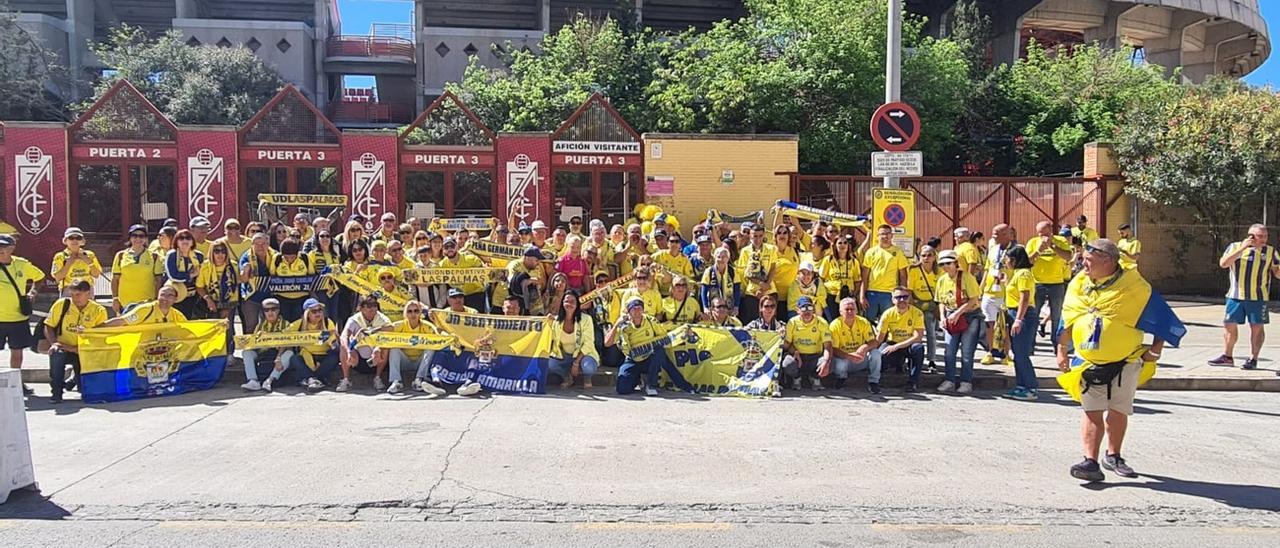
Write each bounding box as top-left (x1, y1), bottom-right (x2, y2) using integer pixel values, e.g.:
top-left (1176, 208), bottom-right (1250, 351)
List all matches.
top-left (1080, 360), bottom-right (1143, 416)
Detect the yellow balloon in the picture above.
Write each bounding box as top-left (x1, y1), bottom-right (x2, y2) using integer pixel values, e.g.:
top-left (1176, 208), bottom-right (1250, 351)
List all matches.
top-left (633, 202), bottom-right (646, 216)
top-left (641, 220), bottom-right (654, 235)
top-left (641, 205), bottom-right (662, 222)
top-left (666, 215), bottom-right (680, 232)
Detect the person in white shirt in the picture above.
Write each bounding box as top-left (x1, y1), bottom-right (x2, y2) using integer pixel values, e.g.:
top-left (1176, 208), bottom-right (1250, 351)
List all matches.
top-left (338, 296), bottom-right (392, 393)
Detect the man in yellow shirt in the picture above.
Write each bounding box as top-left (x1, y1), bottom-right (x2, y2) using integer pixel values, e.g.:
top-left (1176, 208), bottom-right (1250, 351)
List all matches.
top-left (1071, 215), bottom-right (1099, 246)
top-left (781, 296), bottom-right (832, 392)
top-left (860, 224), bottom-right (909, 322)
top-left (507, 246), bottom-right (549, 315)
top-left (1116, 223), bottom-right (1141, 271)
top-left (651, 232), bottom-right (693, 297)
top-left (0, 234), bottom-right (47, 395)
top-left (605, 298), bottom-right (672, 397)
top-left (106, 283), bottom-right (188, 326)
top-left (735, 223), bottom-right (778, 322)
top-left (826, 297), bottom-right (882, 393)
top-left (952, 226), bottom-right (983, 277)
top-left (190, 216), bottom-right (214, 257)
top-left (217, 219), bottom-right (252, 263)
top-left (436, 237), bottom-right (489, 312)
top-left (876, 287), bottom-right (925, 392)
top-left (51, 227), bottom-right (103, 294)
top-left (1026, 220), bottom-right (1073, 342)
top-left (43, 280), bottom-right (108, 403)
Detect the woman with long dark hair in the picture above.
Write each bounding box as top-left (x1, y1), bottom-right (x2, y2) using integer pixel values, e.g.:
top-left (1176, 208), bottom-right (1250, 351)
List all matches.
top-left (1002, 245), bottom-right (1039, 401)
top-left (820, 234), bottom-right (861, 321)
top-left (549, 290), bottom-right (598, 389)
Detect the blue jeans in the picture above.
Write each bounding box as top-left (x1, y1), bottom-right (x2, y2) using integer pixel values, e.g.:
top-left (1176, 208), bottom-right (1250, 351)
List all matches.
top-left (616, 352), bottom-right (672, 395)
top-left (49, 350), bottom-right (80, 398)
top-left (288, 351), bottom-right (339, 385)
top-left (943, 313), bottom-right (982, 383)
top-left (864, 291), bottom-right (893, 322)
top-left (921, 304), bottom-right (938, 364)
top-left (241, 349), bottom-right (280, 382)
top-left (880, 342), bottom-right (923, 384)
top-left (388, 349), bottom-right (436, 383)
top-left (1006, 309), bottom-right (1040, 390)
top-left (830, 349), bottom-right (882, 384)
top-left (549, 355), bottom-right (600, 381)
top-left (1034, 283), bottom-right (1066, 340)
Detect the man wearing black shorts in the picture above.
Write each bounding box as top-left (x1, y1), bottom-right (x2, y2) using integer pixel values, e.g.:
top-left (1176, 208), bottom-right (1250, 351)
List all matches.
top-left (0, 235), bottom-right (46, 396)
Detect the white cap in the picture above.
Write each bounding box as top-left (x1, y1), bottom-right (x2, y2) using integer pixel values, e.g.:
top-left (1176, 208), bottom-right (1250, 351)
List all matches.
top-left (530, 220), bottom-right (548, 230)
top-left (798, 261), bottom-right (816, 272)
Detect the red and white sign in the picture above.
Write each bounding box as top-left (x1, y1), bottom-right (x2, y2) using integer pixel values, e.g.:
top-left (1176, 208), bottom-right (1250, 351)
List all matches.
top-left (351, 152), bottom-right (386, 226)
top-left (870, 102), bottom-right (921, 152)
top-left (400, 151), bottom-right (495, 168)
top-left (506, 153), bottom-right (539, 223)
top-left (72, 145), bottom-right (177, 161)
top-left (552, 141), bottom-right (640, 154)
top-left (187, 148), bottom-right (225, 227)
top-left (239, 147), bottom-right (339, 164)
top-left (14, 146), bottom-right (54, 235)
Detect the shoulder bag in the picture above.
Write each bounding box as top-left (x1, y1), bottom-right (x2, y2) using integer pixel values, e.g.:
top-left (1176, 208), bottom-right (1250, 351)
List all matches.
top-left (943, 272), bottom-right (970, 335)
top-left (0, 262), bottom-right (33, 316)
top-left (35, 299), bottom-right (71, 354)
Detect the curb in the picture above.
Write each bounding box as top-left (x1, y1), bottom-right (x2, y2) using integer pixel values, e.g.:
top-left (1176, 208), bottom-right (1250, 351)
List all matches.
top-left (20, 367), bottom-right (1279, 392)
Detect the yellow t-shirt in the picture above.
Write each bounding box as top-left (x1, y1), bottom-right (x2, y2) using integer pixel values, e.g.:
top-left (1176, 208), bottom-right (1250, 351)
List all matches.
top-left (0, 257), bottom-right (45, 322)
top-left (1004, 268), bottom-right (1036, 309)
top-left (785, 314), bottom-right (831, 355)
top-left (196, 262), bottom-right (241, 305)
top-left (877, 305), bottom-right (924, 343)
top-left (659, 295), bottom-right (702, 326)
top-left (819, 256), bottom-right (861, 297)
top-left (218, 237), bottom-right (253, 264)
top-left (861, 245), bottom-right (909, 292)
top-left (1026, 235), bottom-right (1073, 284)
top-left (121, 301), bottom-right (188, 325)
top-left (772, 245), bottom-right (800, 301)
top-left (51, 249), bottom-right (103, 290)
top-left (617, 287), bottom-right (663, 321)
top-left (907, 266), bottom-right (940, 302)
top-left (829, 316), bottom-right (875, 354)
top-left (618, 316), bottom-right (669, 361)
top-left (736, 243), bottom-right (778, 296)
top-left (1072, 226), bottom-right (1099, 245)
top-left (43, 298), bottom-right (108, 346)
top-left (651, 250), bottom-right (694, 296)
top-left (1118, 238), bottom-right (1141, 270)
top-left (384, 319), bottom-right (438, 360)
top-left (953, 242), bottom-right (982, 274)
top-left (112, 249), bottom-right (164, 306)
top-left (270, 256), bottom-right (314, 299)
top-left (700, 265), bottom-right (737, 305)
top-left (936, 271), bottom-right (981, 309)
top-left (437, 253), bottom-right (487, 295)
top-left (786, 279), bottom-right (826, 312)
top-left (286, 317), bottom-right (337, 356)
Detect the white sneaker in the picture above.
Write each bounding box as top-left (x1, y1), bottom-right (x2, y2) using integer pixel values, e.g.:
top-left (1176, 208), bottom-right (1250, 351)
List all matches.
top-left (336, 378), bottom-right (351, 392)
top-left (457, 382), bottom-right (483, 396)
top-left (410, 378), bottom-right (422, 391)
top-left (262, 378), bottom-right (274, 392)
top-left (812, 379), bottom-right (825, 391)
top-left (937, 380), bottom-right (956, 393)
top-left (306, 378), bottom-right (324, 392)
top-left (957, 382), bottom-right (973, 394)
top-left (240, 380), bottom-right (261, 391)
top-left (771, 385), bottom-right (782, 397)
top-left (387, 380), bottom-right (403, 394)
top-left (419, 380), bottom-right (446, 396)
top-left (644, 386), bottom-right (659, 396)
top-left (791, 379), bottom-right (802, 390)
top-left (373, 377), bottom-right (388, 391)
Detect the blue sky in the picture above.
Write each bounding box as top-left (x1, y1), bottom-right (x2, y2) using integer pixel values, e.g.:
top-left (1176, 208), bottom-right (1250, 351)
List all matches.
top-left (337, 0), bottom-right (1280, 89)
top-left (1243, 2), bottom-right (1280, 88)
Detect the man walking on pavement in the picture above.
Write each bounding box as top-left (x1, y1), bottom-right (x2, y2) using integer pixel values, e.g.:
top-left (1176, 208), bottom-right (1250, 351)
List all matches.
top-left (1058, 239), bottom-right (1183, 482)
top-left (1207, 224), bottom-right (1280, 371)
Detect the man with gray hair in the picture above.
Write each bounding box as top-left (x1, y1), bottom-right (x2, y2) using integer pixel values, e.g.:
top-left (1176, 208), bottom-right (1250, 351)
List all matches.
top-left (952, 226), bottom-right (982, 277)
top-left (1208, 224), bottom-right (1280, 371)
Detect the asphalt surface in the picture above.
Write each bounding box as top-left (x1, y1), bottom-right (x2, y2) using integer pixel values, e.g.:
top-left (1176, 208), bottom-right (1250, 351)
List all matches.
top-left (4, 387), bottom-right (1280, 546)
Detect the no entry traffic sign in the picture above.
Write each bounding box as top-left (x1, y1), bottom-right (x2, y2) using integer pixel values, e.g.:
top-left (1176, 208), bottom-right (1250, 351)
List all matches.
top-left (870, 102), bottom-right (921, 152)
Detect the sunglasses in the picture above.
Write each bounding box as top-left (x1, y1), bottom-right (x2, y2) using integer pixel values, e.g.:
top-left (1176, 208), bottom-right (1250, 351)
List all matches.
top-left (714, 305), bottom-right (729, 310)
top-left (177, 237), bottom-right (194, 241)
top-left (214, 249), bottom-right (227, 254)
top-left (761, 304), bottom-right (777, 309)
top-left (571, 220), bottom-right (582, 224)
top-left (319, 235), bottom-right (331, 239)
top-left (399, 231), bottom-right (411, 235)
top-left (405, 309), bottom-right (422, 314)
top-left (227, 226), bottom-right (241, 230)
top-left (129, 233), bottom-right (147, 238)
top-left (893, 295), bottom-right (910, 301)
top-left (415, 236), bottom-right (429, 242)
top-left (800, 304), bottom-right (815, 310)
top-left (263, 307), bottom-right (280, 311)
top-left (635, 276), bottom-right (650, 281)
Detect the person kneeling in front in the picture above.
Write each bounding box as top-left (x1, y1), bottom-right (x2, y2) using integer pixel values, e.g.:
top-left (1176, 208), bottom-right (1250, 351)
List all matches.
top-left (380, 300), bottom-right (446, 396)
top-left (826, 297), bottom-right (882, 394)
top-left (339, 296), bottom-right (392, 392)
top-left (781, 296), bottom-right (832, 391)
top-left (239, 298), bottom-right (289, 391)
top-left (605, 297), bottom-right (671, 396)
top-left (275, 298), bottom-right (341, 393)
top-left (44, 280), bottom-right (107, 403)
top-left (875, 287), bottom-right (926, 393)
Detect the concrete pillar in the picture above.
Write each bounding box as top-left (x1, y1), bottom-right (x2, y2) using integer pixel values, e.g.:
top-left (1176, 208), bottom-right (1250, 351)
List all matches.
top-left (1142, 12), bottom-right (1207, 79)
top-left (64, 0), bottom-right (95, 99)
top-left (313, 0), bottom-right (329, 109)
top-left (541, 0), bottom-right (550, 32)
top-left (174, 0), bottom-right (198, 19)
top-left (1082, 3), bottom-right (1129, 49)
top-left (991, 27), bottom-right (1022, 66)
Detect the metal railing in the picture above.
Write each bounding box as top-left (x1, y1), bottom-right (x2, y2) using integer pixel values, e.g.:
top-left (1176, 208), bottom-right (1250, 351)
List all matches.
top-left (327, 101), bottom-right (415, 124)
top-left (325, 36), bottom-right (415, 61)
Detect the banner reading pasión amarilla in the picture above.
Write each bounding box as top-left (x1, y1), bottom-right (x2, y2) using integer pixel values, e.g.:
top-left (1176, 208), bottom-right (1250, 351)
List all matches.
top-left (427, 310), bottom-right (553, 394)
top-left (659, 325), bottom-right (783, 398)
top-left (78, 320), bottom-right (229, 403)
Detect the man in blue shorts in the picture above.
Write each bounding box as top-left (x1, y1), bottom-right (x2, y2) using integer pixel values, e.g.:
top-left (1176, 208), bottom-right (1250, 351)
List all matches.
top-left (1208, 224), bottom-right (1280, 371)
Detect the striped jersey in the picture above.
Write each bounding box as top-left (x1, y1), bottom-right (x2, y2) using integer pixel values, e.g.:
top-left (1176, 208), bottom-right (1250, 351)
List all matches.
top-left (1224, 243), bottom-right (1279, 301)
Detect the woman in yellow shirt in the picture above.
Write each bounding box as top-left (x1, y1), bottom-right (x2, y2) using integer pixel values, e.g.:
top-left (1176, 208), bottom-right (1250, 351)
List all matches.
top-left (908, 246), bottom-right (941, 372)
top-left (196, 241), bottom-right (241, 351)
top-left (786, 261), bottom-right (826, 319)
top-left (1002, 246), bottom-right (1039, 401)
top-left (771, 225), bottom-right (800, 319)
top-left (657, 276), bottom-right (703, 328)
top-left (549, 290), bottom-right (599, 389)
top-left (935, 250), bottom-right (982, 394)
top-left (112, 224), bottom-right (164, 314)
top-left (819, 235), bottom-right (861, 321)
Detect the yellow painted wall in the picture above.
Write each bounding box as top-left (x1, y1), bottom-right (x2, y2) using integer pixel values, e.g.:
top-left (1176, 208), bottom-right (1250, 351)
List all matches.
top-left (642, 134), bottom-right (798, 231)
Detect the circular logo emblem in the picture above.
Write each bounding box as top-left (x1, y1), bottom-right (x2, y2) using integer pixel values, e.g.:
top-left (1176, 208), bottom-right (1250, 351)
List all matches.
top-left (514, 153), bottom-right (530, 170)
top-left (873, 189), bottom-right (883, 200)
top-left (24, 146), bottom-right (42, 163)
top-left (359, 152), bottom-right (377, 169)
top-left (884, 204), bottom-right (906, 227)
top-left (196, 148), bottom-right (215, 165)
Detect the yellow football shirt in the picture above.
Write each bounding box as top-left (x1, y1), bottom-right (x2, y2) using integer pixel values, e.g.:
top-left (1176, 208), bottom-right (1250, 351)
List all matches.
top-left (112, 249), bottom-right (164, 306)
top-left (877, 305), bottom-right (924, 343)
top-left (51, 249), bottom-right (103, 290)
top-left (785, 314), bottom-right (831, 354)
top-left (829, 316), bottom-right (875, 354)
top-left (1026, 235), bottom-right (1073, 284)
top-left (43, 298), bottom-right (108, 346)
top-left (861, 245), bottom-right (909, 292)
top-left (1004, 268), bottom-right (1036, 309)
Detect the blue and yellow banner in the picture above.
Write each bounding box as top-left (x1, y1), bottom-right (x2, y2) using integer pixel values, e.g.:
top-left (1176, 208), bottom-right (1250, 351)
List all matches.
top-left (78, 320), bottom-right (229, 403)
top-left (427, 310), bottom-right (552, 394)
top-left (660, 325), bottom-right (782, 398)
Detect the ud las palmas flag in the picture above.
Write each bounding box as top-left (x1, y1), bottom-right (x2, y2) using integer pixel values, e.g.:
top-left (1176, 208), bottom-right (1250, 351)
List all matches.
top-left (327, 271), bottom-right (411, 311)
top-left (772, 200), bottom-right (870, 229)
top-left (400, 267), bottom-right (506, 286)
top-left (659, 325), bottom-right (783, 398)
top-left (428, 310), bottom-right (553, 394)
top-left (79, 320), bottom-right (228, 403)
top-left (1055, 270), bottom-right (1187, 401)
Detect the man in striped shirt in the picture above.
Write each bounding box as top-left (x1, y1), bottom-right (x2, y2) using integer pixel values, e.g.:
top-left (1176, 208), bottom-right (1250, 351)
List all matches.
top-left (1208, 224), bottom-right (1280, 371)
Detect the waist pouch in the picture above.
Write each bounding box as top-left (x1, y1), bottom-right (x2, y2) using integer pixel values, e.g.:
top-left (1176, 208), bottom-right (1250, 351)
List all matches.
top-left (1082, 360), bottom-right (1128, 400)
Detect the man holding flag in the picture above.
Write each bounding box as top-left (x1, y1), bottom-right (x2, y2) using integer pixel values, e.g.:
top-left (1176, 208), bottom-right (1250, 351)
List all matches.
top-left (1056, 239), bottom-right (1185, 483)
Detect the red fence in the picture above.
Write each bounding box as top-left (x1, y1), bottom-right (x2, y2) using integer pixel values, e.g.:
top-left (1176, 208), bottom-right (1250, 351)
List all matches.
top-left (325, 36), bottom-right (415, 61)
top-left (787, 175), bottom-right (1115, 244)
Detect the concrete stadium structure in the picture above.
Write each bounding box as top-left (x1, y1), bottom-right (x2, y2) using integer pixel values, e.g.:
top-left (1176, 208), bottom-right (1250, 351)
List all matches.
top-left (6, 0), bottom-right (1271, 127)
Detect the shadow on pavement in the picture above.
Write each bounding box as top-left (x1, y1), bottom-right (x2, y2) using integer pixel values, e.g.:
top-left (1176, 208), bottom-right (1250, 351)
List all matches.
top-left (0, 489), bottom-right (73, 520)
top-left (1133, 397), bottom-right (1280, 418)
top-left (1082, 473), bottom-right (1280, 512)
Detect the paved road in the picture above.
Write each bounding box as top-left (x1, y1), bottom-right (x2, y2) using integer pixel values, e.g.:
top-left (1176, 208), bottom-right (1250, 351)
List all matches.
top-left (4, 387), bottom-right (1279, 545)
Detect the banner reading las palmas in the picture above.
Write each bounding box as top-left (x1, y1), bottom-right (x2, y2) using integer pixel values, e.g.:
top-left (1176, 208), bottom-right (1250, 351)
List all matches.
top-left (660, 325), bottom-right (783, 398)
top-left (428, 310), bottom-right (553, 394)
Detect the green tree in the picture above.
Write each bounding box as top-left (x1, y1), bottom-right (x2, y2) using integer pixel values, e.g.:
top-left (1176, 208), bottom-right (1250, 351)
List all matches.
top-left (1114, 78), bottom-right (1280, 247)
top-left (86, 27), bottom-right (284, 125)
top-left (0, 0), bottom-right (70, 120)
top-left (998, 42), bottom-right (1178, 175)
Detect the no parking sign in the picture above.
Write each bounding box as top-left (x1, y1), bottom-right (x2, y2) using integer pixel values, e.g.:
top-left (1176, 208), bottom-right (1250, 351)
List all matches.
top-left (872, 188), bottom-right (916, 257)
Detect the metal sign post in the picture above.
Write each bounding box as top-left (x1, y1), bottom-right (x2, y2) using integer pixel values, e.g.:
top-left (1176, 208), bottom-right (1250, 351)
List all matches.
top-left (884, 0), bottom-right (902, 189)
